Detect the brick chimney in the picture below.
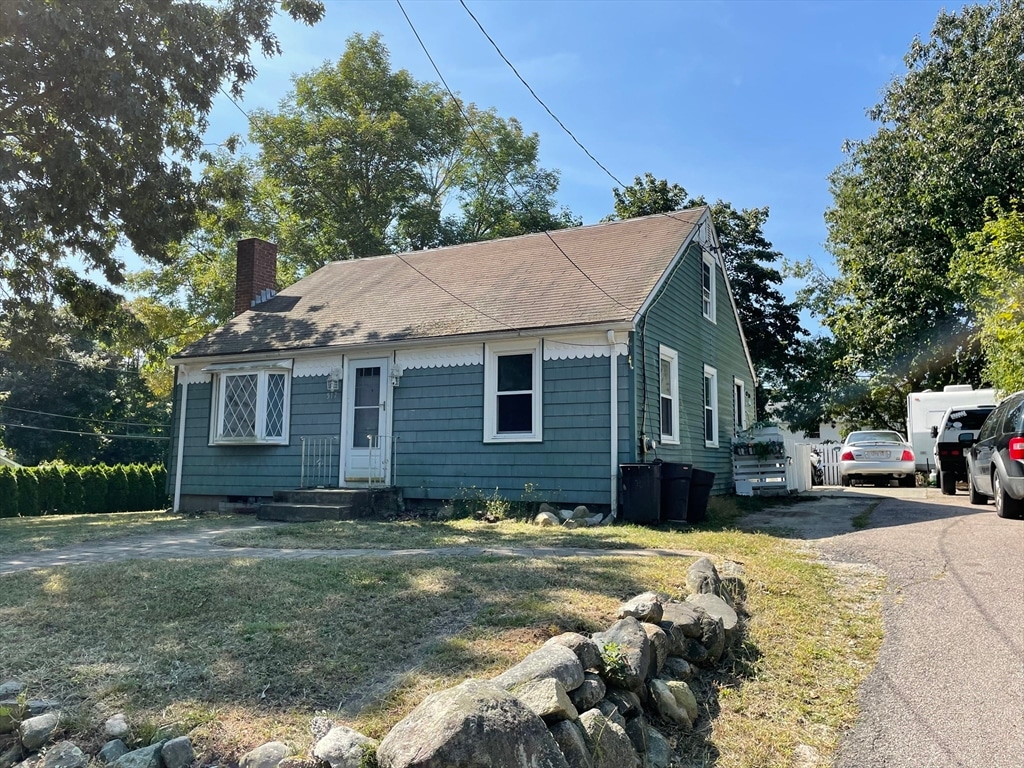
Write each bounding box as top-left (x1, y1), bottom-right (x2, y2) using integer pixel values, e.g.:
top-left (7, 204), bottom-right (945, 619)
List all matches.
top-left (234, 238), bottom-right (278, 316)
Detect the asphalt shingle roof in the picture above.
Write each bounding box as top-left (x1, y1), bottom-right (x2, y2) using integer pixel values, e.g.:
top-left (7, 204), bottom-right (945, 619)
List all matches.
top-left (175, 208), bottom-right (706, 359)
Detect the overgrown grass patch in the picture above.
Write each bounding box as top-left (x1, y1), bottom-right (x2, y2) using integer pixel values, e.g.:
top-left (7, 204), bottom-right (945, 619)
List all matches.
top-left (0, 526), bottom-right (884, 767)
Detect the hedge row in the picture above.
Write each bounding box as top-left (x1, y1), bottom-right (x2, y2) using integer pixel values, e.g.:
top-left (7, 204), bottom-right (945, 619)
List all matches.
top-left (0, 464), bottom-right (168, 518)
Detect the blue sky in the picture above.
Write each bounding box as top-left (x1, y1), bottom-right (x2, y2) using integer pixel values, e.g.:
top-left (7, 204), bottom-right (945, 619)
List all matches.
top-left (193, 0), bottom-right (967, 304)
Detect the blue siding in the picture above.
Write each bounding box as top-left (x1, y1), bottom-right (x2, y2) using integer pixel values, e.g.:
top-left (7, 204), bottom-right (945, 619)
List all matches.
top-left (168, 376), bottom-right (341, 498)
top-left (394, 355), bottom-right (625, 506)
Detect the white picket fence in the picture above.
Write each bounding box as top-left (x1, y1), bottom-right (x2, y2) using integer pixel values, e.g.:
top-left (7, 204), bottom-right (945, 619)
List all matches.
top-left (733, 428), bottom-right (843, 494)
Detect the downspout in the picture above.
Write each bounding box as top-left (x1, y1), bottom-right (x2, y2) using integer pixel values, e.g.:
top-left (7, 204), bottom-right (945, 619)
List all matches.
top-left (172, 365), bottom-right (188, 513)
top-left (608, 330), bottom-right (619, 519)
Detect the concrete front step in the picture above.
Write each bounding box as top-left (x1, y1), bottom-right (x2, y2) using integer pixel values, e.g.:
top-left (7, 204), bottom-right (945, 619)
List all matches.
top-left (257, 503), bottom-right (348, 522)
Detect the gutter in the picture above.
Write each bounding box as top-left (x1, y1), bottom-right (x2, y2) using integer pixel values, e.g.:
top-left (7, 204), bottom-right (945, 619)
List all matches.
top-left (172, 365), bottom-right (188, 513)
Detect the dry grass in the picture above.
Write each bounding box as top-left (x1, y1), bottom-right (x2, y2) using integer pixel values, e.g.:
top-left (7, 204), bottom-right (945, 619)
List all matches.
top-left (0, 510), bottom-right (250, 558)
top-left (0, 517), bottom-right (884, 767)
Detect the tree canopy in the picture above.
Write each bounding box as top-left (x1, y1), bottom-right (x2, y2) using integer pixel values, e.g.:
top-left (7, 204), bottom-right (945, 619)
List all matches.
top-left (607, 173), bottom-right (806, 418)
top-left (0, 0), bottom-right (325, 353)
top-left (800, 0), bottom-right (1023, 416)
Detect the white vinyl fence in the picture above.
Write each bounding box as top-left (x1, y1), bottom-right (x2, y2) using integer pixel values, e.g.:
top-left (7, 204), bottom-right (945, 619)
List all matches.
top-left (734, 428), bottom-right (843, 494)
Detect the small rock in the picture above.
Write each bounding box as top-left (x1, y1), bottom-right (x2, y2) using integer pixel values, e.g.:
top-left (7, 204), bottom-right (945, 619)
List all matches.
top-left (309, 715), bottom-right (333, 745)
top-left (603, 689), bottom-right (641, 718)
top-left (591, 618), bottom-right (651, 693)
top-left (562, 519), bottom-right (579, 530)
top-left (547, 720), bottom-right (593, 768)
top-left (510, 678), bottom-right (578, 723)
top-left (792, 743), bottom-right (823, 768)
top-left (557, 508), bottom-right (575, 521)
top-left (543, 633), bottom-right (602, 672)
top-left (0, 682), bottom-right (25, 698)
top-left (538, 503), bottom-right (559, 516)
top-left (681, 638), bottom-right (710, 666)
top-left (493, 643), bottom-right (585, 692)
top-left (686, 592), bottom-right (740, 646)
top-left (584, 514), bottom-right (604, 527)
top-left (577, 709), bottom-right (639, 768)
top-left (571, 505), bottom-right (590, 520)
top-left (686, 557), bottom-right (723, 598)
top-left (19, 713), bottom-right (59, 752)
top-left (312, 725), bottom-right (378, 768)
top-left (534, 511), bottom-right (560, 527)
top-left (666, 680), bottom-right (699, 722)
top-left (98, 741), bottom-right (129, 765)
top-left (647, 679), bottom-right (691, 728)
top-left (40, 742), bottom-right (86, 768)
top-left (642, 724), bottom-right (672, 768)
top-left (568, 674), bottom-right (605, 713)
top-left (616, 592), bottom-right (665, 624)
top-left (112, 742), bottom-right (165, 768)
top-left (641, 623), bottom-right (669, 677)
top-left (1, 742), bottom-right (24, 768)
top-left (239, 742), bottom-right (290, 768)
top-left (720, 560), bottom-right (746, 578)
top-left (593, 700), bottom-right (626, 729)
top-left (160, 737), bottom-right (193, 768)
top-left (623, 714), bottom-right (649, 755)
top-left (104, 715), bottom-right (130, 741)
top-left (661, 656), bottom-right (693, 680)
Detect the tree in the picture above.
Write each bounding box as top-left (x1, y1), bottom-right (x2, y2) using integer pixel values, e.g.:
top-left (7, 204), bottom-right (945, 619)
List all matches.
top-left (0, 0), bottom-right (325, 350)
top-left (805, 1), bottom-right (1023, 412)
top-left (607, 174), bottom-right (805, 418)
top-left (952, 201), bottom-right (1024, 393)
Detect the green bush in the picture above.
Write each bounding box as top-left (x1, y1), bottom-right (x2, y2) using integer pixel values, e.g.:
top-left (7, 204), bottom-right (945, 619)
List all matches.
top-left (0, 466), bottom-right (18, 518)
top-left (61, 466), bottom-right (84, 514)
top-left (138, 465), bottom-right (158, 511)
top-left (37, 464), bottom-right (65, 514)
top-left (15, 468), bottom-right (39, 517)
top-left (80, 465), bottom-right (108, 514)
top-left (105, 465), bottom-right (130, 512)
top-left (150, 464), bottom-right (168, 509)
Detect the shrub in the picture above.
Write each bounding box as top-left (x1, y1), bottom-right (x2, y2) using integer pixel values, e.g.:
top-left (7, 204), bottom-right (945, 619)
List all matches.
top-left (15, 468), bottom-right (39, 517)
top-left (37, 464), bottom-right (65, 514)
top-left (61, 466), bottom-right (84, 514)
top-left (80, 466), bottom-right (108, 514)
top-left (138, 466), bottom-right (158, 510)
top-left (150, 464), bottom-right (168, 509)
top-left (105, 465), bottom-right (130, 512)
top-left (0, 466), bottom-right (18, 518)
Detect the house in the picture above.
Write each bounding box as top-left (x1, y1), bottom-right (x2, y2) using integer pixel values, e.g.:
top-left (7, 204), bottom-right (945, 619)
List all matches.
top-left (167, 208), bottom-right (756, 514)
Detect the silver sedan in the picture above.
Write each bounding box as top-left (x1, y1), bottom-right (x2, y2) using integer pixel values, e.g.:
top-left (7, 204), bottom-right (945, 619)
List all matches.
top-left (840, 430), bottom-right (917, 487)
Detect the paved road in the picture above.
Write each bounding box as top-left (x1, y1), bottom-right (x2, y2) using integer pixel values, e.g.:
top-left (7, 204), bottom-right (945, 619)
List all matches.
top-left (746, 488), bottom-right (1024, 768)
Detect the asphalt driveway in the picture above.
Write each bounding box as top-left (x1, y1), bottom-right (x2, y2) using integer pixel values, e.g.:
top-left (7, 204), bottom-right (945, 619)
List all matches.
top-left (744, 487), bottom-right (1024, 768)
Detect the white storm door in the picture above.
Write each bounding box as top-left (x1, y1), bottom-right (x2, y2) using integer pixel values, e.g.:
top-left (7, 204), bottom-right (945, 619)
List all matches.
top-left (343, 358), bottom-right (389, 483)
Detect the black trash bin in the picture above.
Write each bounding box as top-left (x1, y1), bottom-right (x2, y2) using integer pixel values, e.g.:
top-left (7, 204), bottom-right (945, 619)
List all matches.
top-left (620, 463), bottom-right (661, 524)
top-left (687, 468), bottom-right (716, 524)
top-left (659, 462), bottom-right (693, 522)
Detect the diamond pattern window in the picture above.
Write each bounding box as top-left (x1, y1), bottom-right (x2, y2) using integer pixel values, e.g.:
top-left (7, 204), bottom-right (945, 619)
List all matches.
top-left (211, 365), bottom-right (291, 445)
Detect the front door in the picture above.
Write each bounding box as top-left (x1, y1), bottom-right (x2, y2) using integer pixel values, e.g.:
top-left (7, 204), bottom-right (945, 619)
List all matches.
top-left (343, 358), bottom-right (390, 484)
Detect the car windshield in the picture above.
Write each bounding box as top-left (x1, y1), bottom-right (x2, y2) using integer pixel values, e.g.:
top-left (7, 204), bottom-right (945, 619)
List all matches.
top-left (846, 431), bottom-right (905, 444)
top-left (942, 408), bottom-right (994, 431)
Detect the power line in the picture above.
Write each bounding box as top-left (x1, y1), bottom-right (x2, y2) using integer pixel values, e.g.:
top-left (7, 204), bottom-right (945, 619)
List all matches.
top-left (458, 0), bottom-right (628, 190)
top-left (42, 357), bottom-right (139, 374)
top-left (395, 0), bottom-right (635, 315)
top-left (0, 404), bottom-right (168, 430)
top-left (0, 422), bottom-right (169, 441)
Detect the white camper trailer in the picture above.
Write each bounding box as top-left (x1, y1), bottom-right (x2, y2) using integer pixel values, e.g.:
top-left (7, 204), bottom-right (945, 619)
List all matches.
top-left (906, 385), bottom-right (998, 472)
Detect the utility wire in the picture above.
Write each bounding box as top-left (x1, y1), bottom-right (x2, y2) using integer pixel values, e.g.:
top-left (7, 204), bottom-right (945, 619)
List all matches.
top-left (396, 0), bottom-right (635, 315)
top-left (0, 404), bottom-right (168, 430)
top-left (42, 356), bottom-right (139, 374)
top-left (0, 422), bottom-right (170, 441)
top-left (458, 0), bottom-right (628, 190)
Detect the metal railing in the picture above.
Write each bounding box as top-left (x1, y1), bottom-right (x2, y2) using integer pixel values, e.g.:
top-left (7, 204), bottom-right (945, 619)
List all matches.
top-left (300, 436), bottom-right (338, 488)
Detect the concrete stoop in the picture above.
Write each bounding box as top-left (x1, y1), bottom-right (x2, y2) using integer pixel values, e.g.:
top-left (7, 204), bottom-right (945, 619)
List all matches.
top-left (257, 487), bottom-right (401, 522)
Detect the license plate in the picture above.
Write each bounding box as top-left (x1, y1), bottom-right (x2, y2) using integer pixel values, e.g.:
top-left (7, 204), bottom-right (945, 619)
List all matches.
top-left (863, 450), bottom-right (890, 459)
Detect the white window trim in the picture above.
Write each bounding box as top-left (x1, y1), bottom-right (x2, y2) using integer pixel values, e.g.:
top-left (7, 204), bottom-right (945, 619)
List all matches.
top-left (733, 377), bottom-right (747, 432)
top-left (483, 339), bottom-right (543, 443)
top-left (704, 364), bottom-right (719, 448)
top-left (702, 251), bottom-right (717, 323)
top-left (209, 364), bottom-right (292, 446)
top-left (659, 345), bottom-right (680, 445)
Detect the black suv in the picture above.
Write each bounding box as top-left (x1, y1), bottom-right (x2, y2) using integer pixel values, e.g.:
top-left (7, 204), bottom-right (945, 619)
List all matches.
top-left (965, 391), bottom-right (1024, 518)
top-left (932, 405), bottom-right (996, 495)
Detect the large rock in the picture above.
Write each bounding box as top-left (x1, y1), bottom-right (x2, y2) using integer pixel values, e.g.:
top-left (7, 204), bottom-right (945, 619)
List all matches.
top-left (658, 603), bottom-right (705, 655)
top-left (494, 644), bottom-right (584, 693)
top-left (641, 623), bottom-right (669, 677)
top-left (510, 679), bottom-right (578, 723)
top-left (39, 742), bottom-right (85, 768)
top-left (104, 715), bottom-right (130, 741)
top-left (19, 713), bottom-right (59, 752)
top-left (696, 612), bottom-right (726, 665)
top-left (666, 681), bottom-right (699, 722)
top-left (568, 674), bottom-right (604, 713)
top-left (616, 593), bottom-right (664, 624)
top-left (647, 679), bottom-right (691, 728)
top-left (376, 679), bottom-right (570, 768)
top-left (627, 722), bottom-right (670, 768)
top-left (98, 742), bottom-right (129, 765)
top-left (577, 710), bottom-right (639, 768)
top-left (686, 593), bottom-right (740, 646)
top-left (686, 557), bottom-right (723, 598)
top-left (547, 721), bottom-right (593, 768)
top-left (591, 618), bottom-right (650, 693)
top-left (160, 738), bottom-right (193, 768)
top-left (543, 634), bottom-right (602, 672)
top-left (661, 656), bottom-right (693, 680)
top-left (239, 742), bottom-right (290, 768)
top-left (312, 726), bottom-right (378, 768)
top-left (112, 743), bottom-right (165, 768)
top-left (534, 512), bottom-right (560, 527)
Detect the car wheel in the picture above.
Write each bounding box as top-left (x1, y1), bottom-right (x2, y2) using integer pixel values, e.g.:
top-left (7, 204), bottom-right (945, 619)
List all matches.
top-left (841, 475), bottom-right (850, 487)
top-left (967, 471), bottom-right (987, 505)
top-left (993, 472), bottom-right (1024, 519)
top-left (939, 470), bottom-right (955, 495)
top-left (900, 474), bottom-right (917, 488)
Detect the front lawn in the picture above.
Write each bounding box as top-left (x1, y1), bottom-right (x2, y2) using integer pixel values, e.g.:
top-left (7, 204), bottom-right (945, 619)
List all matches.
top-left (0, 520), bottom-right (883, 768)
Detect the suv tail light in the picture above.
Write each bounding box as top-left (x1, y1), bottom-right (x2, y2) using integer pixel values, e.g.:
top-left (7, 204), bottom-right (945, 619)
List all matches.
top-left (841, 450), bottom-right (854, 461)
top-left (901, 449), bottom-right (915, 462)
top-left (1010, 437), bottom-right (1024, 461)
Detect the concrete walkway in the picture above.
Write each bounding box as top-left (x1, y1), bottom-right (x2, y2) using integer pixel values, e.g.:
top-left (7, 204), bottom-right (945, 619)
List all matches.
top-left (0, 524), bottom-right (708, 576)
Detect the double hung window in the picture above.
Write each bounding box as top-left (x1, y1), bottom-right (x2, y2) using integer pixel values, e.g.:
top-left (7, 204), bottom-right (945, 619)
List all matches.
top-left (209, 364), bottom-right (291, 445)
top-left (484, 340), bottom-right (543, 443)
top-left (659, 346), bottom-right (679, 444)
top-left (702, 251), bottom-right (716, 322)
top-left (733, 378), bottom-right (746, 432)
top-left (703, 365), bottom-right (719, 447)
